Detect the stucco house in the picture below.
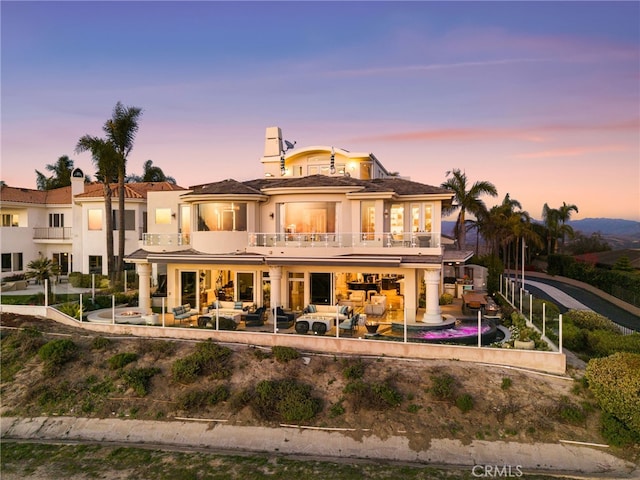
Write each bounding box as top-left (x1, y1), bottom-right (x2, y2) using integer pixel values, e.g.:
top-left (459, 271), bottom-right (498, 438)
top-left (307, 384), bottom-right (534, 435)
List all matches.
top-left (128, 127), bottom-right (475, 326)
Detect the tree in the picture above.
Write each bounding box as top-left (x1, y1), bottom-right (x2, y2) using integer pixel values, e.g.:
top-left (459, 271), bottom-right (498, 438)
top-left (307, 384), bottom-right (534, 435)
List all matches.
top-left (558, 202), bottom-right (579, 253)
top-left (126, 159), bottom-right (176, 183)
top-left (25, 255), bottom-right (61, 299)
top-left (75, 136), bottom-right (119, 283)
top-left (35, 155), bottom-right (75, 190)
top-left (441, 169), bottom-right (497, 251)
top-left (541, 203), bottom-right (560, 254)
top-left (102, 102), bottom-right (143, 281)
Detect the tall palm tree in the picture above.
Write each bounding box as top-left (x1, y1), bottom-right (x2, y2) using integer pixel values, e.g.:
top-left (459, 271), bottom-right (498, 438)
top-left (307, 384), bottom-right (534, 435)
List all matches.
top-left (441, 169), bottom-right (497, 250)
top-left (35, 155), bottom-right (75, 190)
top-left (75, 136), bottom-right (119, 283)
top-left (557, 202), bottom-right (579, 253)
top-left (102, 102), bottom-right (143, 279)
top-left (126, 159), bottom-right (176, 183)
top-left (541, 203), bottom-right (560, 254)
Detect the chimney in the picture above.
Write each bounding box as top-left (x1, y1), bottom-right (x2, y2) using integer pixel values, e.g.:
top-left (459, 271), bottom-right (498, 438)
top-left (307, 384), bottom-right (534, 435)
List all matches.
top-left (263, 126), bottom-right (283, 159)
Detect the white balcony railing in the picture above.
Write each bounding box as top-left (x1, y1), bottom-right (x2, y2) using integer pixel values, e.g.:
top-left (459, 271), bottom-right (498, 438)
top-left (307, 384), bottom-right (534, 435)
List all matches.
top-left (248, 232), bottom-right (440, 249)
top-left (142, 233), bottom-right (191, 247)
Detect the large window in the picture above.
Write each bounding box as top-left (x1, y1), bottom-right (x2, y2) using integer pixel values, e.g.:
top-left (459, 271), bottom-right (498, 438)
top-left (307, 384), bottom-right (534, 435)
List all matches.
top-left (88, 255), bottom-right (102, 274)
top-left (310, 272), bottom-right (332, 305)
top-left (411, 203), bottom-right (433, 232)
top-left (1, 253), bottom-right (11, 272)
top-left (88, 209), bottom-right (103, 230)
top-left (155, 208), bottom-right (172, 224)
top-left (390, 204), bottom-right (404, 236)
top-left (49, 213), bottom-right (64, 228)
top-left (1, 213), bottom-right (19, 227)
top-left (180, 205), bottom-right (191, 234)
top-left (281, 202), bottom-right (336, 234)
top-left (196, 202), bottom-right (247, 232)
top-left (361, 200), bottom-right (375, 239)
top-left (112, 210), bottom-right (135, 230)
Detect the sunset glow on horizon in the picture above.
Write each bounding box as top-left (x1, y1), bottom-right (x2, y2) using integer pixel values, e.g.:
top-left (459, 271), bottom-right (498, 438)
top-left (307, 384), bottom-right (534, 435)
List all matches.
top-left (2, 1), bottom-right (638, 221)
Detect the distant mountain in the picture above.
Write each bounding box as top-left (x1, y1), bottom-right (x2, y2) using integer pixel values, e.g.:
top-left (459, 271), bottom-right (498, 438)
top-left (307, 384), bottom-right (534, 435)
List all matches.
top-left (567, 218), bottom-right (640, 236)
top-left (441, 218), bottom-right (640, 250)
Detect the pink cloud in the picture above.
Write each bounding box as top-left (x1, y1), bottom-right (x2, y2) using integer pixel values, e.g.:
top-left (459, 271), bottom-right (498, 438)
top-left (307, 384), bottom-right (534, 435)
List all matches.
top-left (514, 144), bottom-right (629, 159)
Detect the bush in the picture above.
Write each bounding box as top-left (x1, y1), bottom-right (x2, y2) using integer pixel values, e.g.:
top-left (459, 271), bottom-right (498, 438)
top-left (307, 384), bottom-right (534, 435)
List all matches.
top-left (456, 393), bottom-right (474, 413)
top-left (1, 328), bottom-right (45, 382)
top-left (272, 346), bottom-right (300, 363)
top-left (343, 380), bottom-right (402, 411)
top-left (601, 412), bottom-right (640, 448)
top-left (564, 310), bottom-right (621, 333)
top-left (56, 302), bottom-right (81, 319)
top-left (251, 379), bottom-right (321, 423)
top-left (586, 353), bottom-right (640, 437)
top-left (439, 293), bottom-right (454, 305)
top-left (91, 336), bottom-right (111, 350)
top-left (108, 352), bottom-right (138, 370)
top-left (176, 386), bottom-right (230, 411)
top-left (429, 373), bottom-right (455, 401)
top-left (171, 340), bottom-right (233, 383)
top-left (501, 377), bottom-right (512, 390)
top-left (38, 339), bottom-right (78, 376)
top-left (342, 359), bottom-right (366, 380)
top-left (120, 367), bottom-right (160, 396)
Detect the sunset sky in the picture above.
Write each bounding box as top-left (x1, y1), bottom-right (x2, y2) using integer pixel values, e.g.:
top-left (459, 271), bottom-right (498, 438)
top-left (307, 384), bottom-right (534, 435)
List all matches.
top-left (2, 1), bottom-right (639, 221)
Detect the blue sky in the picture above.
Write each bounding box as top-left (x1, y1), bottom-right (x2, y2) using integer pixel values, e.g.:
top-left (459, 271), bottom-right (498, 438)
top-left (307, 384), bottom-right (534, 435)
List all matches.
top-left (2, 1), bottom-right (639, 221)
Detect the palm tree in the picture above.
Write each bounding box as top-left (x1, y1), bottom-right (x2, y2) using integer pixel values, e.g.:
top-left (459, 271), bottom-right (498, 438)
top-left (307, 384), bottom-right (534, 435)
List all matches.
top-left (441, 169), bottom-right (497, 250)
top-left (541, 203), bottom-right (560, 254)
top-left (35, 155), bottom-right (75, 190)
top-left (126, 159), bottom-right (176, 183)
top-left (75, 136), bottom-right (119, 283)
top-left (557, 202), bottom-right (579, 253)
top-left (25, 255), bottom-right (61, 299)
top-left (102, 102), bottom-right (143, 280)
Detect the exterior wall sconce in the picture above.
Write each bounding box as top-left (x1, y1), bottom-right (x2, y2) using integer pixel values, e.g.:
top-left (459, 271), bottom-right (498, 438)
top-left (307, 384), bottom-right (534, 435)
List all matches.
top-left (269, 212), bottom-right (275, 219)
top-left (171, 212), bottom-right (176, 218)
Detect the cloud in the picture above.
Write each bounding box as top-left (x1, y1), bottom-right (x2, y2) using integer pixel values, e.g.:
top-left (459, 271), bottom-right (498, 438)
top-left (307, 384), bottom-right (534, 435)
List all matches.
top-left (514, 144), bottom-right (629, 159)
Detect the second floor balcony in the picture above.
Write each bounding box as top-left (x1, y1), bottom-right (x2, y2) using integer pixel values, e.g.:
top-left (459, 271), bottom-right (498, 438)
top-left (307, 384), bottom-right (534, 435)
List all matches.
top-left (33, 227), bottom-right (72, 241)
top-left (249, 232), bottom-right (440, 249)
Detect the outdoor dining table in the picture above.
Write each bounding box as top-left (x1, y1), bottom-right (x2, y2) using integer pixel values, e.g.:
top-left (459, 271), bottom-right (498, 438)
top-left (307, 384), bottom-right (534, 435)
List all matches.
top-left (462, 292), bottom-right (488, 311)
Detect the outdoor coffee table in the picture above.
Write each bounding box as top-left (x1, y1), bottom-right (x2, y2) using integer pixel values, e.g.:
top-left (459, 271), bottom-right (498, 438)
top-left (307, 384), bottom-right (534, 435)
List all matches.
top-left (295, 315), bottom-right (331, 335)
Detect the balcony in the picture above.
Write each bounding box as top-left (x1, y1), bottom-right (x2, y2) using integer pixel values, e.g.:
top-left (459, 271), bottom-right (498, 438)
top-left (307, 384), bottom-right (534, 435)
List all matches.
top-left (248, 232), bottom-right (440, 250)
top-left (33, 227), bottom-right (72, 241)
top-left (142, 233), bottom-right (191, 252)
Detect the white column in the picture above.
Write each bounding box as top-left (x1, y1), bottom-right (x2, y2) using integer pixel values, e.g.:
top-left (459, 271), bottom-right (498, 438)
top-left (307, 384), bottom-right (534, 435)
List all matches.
top-left (137, 263), bottom-right (152, 314)
top-left (269, 266), bottom-right (283, 332)
top-left (422, 268), bottom-right (443, 324)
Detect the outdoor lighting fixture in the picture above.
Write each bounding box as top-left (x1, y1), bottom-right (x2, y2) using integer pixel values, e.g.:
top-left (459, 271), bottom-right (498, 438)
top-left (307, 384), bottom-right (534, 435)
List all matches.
top-left (330, 147), bottom-right (336, 174)
top-left (280, 150), bottom-right (286, 176)
top-left (269, 212), bottom-right (275, 219)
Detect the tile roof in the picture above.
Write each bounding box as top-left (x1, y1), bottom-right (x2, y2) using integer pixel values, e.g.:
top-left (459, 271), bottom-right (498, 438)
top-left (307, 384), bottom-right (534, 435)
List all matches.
top-left (0, 185), bottom-right (72, 205)
top-left (75, 182), bottom-right (186, 199)
top-left (191, 175), bottom-right (453, 197)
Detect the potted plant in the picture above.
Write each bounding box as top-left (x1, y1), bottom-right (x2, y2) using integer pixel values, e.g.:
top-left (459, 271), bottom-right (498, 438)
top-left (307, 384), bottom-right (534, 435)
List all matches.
top-left (514, 327), bottom-right (535, 350)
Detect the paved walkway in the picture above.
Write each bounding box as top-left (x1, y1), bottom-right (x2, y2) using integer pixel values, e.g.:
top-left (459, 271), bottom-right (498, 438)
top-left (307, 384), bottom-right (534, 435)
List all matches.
top-left (524, 279), bottom-right (591, 311)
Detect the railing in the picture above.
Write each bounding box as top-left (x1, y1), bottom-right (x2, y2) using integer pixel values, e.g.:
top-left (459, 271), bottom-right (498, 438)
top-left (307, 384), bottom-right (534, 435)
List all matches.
top-left (249, 232), bottom-right (439, 249)
top-left (142, 233), bottom-right (191, 246)
top-left (33, 227), bottom-right (72, 240)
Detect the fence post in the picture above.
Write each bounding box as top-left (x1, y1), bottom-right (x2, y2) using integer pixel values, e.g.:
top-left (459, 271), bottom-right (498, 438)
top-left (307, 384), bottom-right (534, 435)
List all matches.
top-left (542, 302), bottom-right (546, 338)
top-left (559, 314), bottom-right (563, 353)
top-left (162, 297), bottom-right (165, 328)
top-left (477, 310), bottom-right (482, 348)
top-left (112, 295), bottom-right (115, 325)
top-left (79, 293), bottom-right (83, 323)
top-left (44, 279), bottom-right (48, 307)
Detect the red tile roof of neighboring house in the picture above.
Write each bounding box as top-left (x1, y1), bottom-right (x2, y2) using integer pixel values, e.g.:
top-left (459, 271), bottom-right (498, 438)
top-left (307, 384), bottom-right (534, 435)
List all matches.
top-left (0, 185), bottom-right (72, 205)
top-left (75, 182), bottom-right (186, 199)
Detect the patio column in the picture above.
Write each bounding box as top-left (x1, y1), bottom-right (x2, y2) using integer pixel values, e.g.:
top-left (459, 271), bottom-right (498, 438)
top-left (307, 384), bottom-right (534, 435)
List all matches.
top-left (137, 263), bottom-right (152, 314)
top-left (421, 268), bottom-right (443, 324)
top-left (269, 266), bottom-right (283, 327)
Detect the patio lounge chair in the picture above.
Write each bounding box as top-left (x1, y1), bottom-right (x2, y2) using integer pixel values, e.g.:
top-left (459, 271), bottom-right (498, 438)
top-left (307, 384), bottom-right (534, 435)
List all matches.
top-left (339, 314), bottom-right (360, 336)
top-left (245, 306), bottom-right (266, 326)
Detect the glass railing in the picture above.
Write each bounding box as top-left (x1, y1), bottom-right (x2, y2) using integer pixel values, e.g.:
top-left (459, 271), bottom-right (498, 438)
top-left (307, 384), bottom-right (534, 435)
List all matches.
top-left (248, 232), bottom-right (439, 248)
top-left (142, 233), bottom-right (191, 246)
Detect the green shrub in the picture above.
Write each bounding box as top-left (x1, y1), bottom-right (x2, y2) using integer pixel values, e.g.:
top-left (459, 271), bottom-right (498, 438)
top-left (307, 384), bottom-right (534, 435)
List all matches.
top-left (455, 393), bottom-right (474, 413)
top-left (251, 379), bottom-right (321, 423)
top-left (342, 359), bottom-right (365, 380)
top-left (343, 380), bottom-right (402, 411)
top-left (407, 404), bottom-right (422, 414)
top-left (56, 302), bottom-right (81, 319)
top-left (176, 386), bottom-right (230, 411)
top-left (562, 322), bottom-right (587, 352)
top-left (501, 378), bottom-right (512, 390)
top-left (120, 367), bottom-right (160, 396)
top-left (586, 353), bottom-right (640, 436)
top-left (38, 338), bottom-right (78, 376)
top-left (556, 396), bottom-right (586, 424)
top-left (229, 388), bottom-right (254, 412)
top-left (171, 340), bottom-right (232, 383)
top-left (1, 328), bottom-right (45, 382)
top-left (429, 373), bottom-right (455, 401)
top-left (564, 310), bottom-right (621, 333)
top-left (272, 346), bottom-right (300, 363)
top-left (439, 293), bottom-right (454, 305)
top-left (329, 400), bottom-right (346, 418)
top-left (601, 412), bottom-right (640, 448)
top-left (108, 352), bottom-right (138, 370)
top-left (136, 339), bottom-right (176, 360)
top-left (585, 330), bottom-right (640, 357)
top-left (91, 336), bottom-right (111, 350)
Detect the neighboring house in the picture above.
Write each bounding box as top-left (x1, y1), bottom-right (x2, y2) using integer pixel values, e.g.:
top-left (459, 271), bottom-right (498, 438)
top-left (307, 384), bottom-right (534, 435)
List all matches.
top-left (128, 127), bottom-right (475, 323)
top-left (0, 169), bottom-right (185, 279)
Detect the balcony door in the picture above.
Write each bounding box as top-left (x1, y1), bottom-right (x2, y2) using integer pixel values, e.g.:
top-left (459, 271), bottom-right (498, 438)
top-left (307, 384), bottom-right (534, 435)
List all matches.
top-left (180, 271), bottom-right (197, 308)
